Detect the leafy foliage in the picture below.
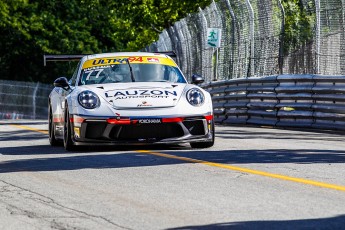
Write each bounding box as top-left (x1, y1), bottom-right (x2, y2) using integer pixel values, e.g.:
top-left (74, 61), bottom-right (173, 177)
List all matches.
top-left (0, 0), bottom-right (212, 83)
top-left (281, 0), bottom-right (315, 51)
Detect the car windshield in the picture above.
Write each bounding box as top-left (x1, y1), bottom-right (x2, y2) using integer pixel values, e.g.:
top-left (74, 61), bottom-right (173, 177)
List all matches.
top-left (79, 63), bottom-right (186, 85)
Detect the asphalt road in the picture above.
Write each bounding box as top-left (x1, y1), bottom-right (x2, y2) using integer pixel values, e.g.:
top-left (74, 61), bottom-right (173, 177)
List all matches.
top-left (0, 120), bottom-right (345, 230)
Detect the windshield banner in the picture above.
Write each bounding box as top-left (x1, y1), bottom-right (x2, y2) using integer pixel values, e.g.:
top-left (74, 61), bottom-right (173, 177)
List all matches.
top-left (82, 56), bottom-right (177, 69)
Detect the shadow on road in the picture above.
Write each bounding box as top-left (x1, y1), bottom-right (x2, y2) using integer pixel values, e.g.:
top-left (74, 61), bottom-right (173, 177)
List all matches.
top-left (168, 215), bottom-right (345, 230)
top-left (217, 128), bottom-right (345, 142)
top-left (0, 130), bottom-right (47, 142)
top-left (1, 122), bottom-right (345, 173)
top-left (0, 143), bottom-right (345, 173)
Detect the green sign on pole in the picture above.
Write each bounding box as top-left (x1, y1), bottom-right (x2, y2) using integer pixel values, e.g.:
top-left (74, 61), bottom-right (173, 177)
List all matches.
top-left (206, 28), bottom-right (222, 48)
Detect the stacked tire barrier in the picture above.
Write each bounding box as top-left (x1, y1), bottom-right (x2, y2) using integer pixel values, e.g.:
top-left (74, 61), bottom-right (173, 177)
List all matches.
top-left (203, 74), bottom-right (345, 131)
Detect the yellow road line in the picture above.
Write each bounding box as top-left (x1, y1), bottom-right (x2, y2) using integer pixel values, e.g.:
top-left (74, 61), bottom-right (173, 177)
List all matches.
top-left (10, 124), bottom-right (48, 135)
top-left (8, 124), bottom-right (345, 192)
top-left (137, 150), bottom-right (345, 192)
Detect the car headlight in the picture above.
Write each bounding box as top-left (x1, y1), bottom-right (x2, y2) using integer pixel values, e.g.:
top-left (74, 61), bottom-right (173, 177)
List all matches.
top-left (186, 88), bottom-right (205, 106)
top-left (78, 90), bottom-right (100, 109)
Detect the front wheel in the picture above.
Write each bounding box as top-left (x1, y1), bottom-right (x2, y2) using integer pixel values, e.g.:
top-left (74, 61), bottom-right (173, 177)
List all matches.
top-left (190, 120), bottom-right (215, 148)
top-left (48, 105), bottom-right (61, 146)
top-left (63, 106), bottom-right (76, 151)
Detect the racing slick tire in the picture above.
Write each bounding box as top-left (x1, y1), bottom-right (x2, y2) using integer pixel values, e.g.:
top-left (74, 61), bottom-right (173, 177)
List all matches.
top-left (190, 120), bottom-right (215, 148)
top-left (48, 105), bottom-right (61, 146)
top-left (63, 105), bottom-right (76, 151)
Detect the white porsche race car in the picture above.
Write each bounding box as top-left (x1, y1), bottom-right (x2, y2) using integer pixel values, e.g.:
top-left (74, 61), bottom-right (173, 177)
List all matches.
top-left (47, 52), bottom-right (214, 150)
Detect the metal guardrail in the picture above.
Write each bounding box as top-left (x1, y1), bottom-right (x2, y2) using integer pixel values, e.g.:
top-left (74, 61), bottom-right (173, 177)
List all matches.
top-left (0, 80), bottom-right (52, 119)
top-left (202, 75), bottom-right (345, 131)
top-left (2, 75), bottom-right (345, 132)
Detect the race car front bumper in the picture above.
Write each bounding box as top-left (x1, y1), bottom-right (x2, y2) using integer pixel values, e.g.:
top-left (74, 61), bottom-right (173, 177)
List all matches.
top-left (70, 114), bottom-right (213, 145)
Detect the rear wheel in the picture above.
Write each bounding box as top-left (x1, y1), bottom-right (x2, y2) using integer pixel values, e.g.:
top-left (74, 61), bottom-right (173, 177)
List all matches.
top-left (190, 119), bottom-right (215, 148)
top-left (63, 106), bottom-right (76, 151)
top-left (48, 105), bottom-right (60, 146)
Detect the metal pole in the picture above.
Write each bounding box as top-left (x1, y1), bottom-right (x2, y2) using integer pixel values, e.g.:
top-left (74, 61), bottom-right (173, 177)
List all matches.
top-left (160, 32), bottom-right (168, 51)
top-left (32, 82), bottom-right (39, 119)
top-left (199, 7), bottom-right (209, 81)
top-left (245, 0), bottom-right (255, 78)
top-left (277, 0), bottom-right (285, 75)
top-left (315, 0), bottom-right (320, 74)
top-left (213, 47), bottom-right (219, 81)
top-left (225, 0), bottom-right (240, 79)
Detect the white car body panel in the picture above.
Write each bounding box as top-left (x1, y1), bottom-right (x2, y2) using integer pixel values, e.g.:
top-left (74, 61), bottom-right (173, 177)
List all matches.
top-left (48, 52), bottom-right (214, 149)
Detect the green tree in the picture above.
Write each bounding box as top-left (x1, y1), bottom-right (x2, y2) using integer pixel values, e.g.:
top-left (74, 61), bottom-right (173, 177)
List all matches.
top-left (108, 0), bottom-right (213, 51)
top-left (0, 0), bottom-right (212, 83)
top-left (281, 0), bottom-right (315, 51)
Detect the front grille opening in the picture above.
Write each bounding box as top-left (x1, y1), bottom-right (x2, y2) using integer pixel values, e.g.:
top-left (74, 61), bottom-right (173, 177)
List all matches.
top-left (183, 120), bottom-right (206, 135)
top-left (85, 122), bottom-right (107, 139)
top-left (110, 123), bottom-right (184, 140)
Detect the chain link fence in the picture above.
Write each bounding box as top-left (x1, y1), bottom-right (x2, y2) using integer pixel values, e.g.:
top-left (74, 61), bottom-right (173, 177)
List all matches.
top-left (144, 0), bottom-right (345, 82)
top-left (0, 80), bottom-right (52, 119)
top-left (2, 0), bottom-right (345, 119)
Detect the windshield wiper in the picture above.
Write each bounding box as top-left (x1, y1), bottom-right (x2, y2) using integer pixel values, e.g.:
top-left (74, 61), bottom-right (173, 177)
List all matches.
top-left (125, 58), bottom-right (135, 82)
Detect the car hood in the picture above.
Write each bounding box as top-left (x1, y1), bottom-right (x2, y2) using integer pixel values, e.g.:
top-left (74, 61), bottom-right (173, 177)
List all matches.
top-left (82, 82), bottom-right (186, 109)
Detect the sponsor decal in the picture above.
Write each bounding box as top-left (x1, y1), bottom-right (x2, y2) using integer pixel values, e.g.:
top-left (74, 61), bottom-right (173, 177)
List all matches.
top-left (105, 90), bottom-right (178, 100)
top-left (82, 56), bottom-right (177, 69)
top-left (147, 58), bottom-right (159, 63)
top-left (74, 127), bottom-right (80, 138)
top-left (138, 118), bottom-right (162, 124)
top-left (137, 101), bottom-right (152, 107)
top-left (91, 57), bottom-right (143, 65)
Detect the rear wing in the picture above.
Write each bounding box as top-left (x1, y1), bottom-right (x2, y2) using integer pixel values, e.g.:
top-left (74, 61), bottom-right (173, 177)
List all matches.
top-left (43, 54), bottom-right (86, 66)
top-left (153, 51), bottom-right (176, 58)
top-left (43, 51), bottom-right (176, 66)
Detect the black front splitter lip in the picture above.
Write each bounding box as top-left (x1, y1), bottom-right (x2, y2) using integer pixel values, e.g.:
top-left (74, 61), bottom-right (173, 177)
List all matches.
top-left (72, 136), bottom-right (213, 146)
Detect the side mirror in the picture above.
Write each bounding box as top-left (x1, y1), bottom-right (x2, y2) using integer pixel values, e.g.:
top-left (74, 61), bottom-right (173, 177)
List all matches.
top-left (191, 74), bottom-right (204, 85)
top-left (54, 77), bottom-right (70, 89)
